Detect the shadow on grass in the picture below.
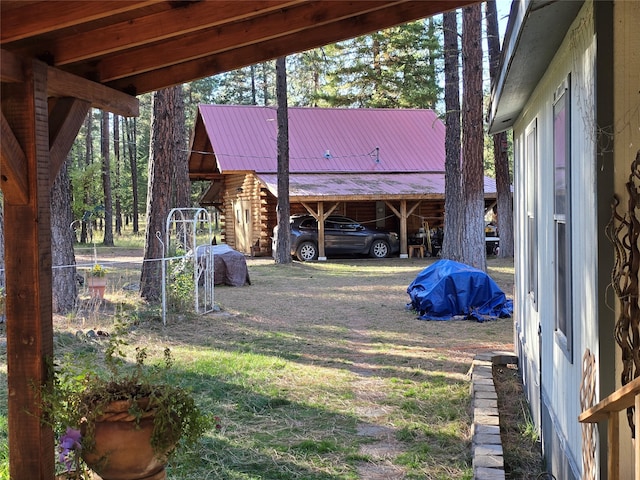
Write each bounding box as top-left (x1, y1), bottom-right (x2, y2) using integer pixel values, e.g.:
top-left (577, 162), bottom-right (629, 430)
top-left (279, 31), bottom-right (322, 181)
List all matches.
top-left (168, 368), bottom-right (363, 479)
top-left (152, 311), bottom-right (492, 385)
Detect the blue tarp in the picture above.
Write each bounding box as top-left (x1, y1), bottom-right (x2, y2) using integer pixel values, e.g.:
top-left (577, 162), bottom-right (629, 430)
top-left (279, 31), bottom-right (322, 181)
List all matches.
top-left (407, 260), bottom-right (513, 322)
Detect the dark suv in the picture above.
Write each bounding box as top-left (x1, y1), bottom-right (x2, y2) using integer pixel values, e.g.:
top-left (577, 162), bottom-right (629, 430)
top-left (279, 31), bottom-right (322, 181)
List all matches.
top-left (273, 215), bottom-right (400, 261)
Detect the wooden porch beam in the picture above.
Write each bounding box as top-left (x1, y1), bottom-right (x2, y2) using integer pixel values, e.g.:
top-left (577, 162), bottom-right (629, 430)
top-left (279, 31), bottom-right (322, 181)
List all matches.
top-left (47, 67), bottom-right (138, 117)
top-left (0, 111), bottom-right (29, 204)
top-left (0, 47), bottom-right (24, 83)
top-left (48, 97), bottom-right (91, 183)
top-left (1, 49), bottom-right (138, 117)
top-left (3, 58), bottom-right (55, 480)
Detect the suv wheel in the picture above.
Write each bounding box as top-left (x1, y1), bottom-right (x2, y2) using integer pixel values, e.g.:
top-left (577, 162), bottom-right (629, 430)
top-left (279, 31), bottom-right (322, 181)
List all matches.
top-left (296, 241), bottom-right (318, 262)
top-left (369, 239), bottom-right (390, 258)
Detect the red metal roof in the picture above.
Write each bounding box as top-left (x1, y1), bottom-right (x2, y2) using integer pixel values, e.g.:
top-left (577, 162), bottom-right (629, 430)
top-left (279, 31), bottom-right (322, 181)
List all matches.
top-left (258, 173), bottom-right (498, 198)
top-left (198, 105), bottom-right (446, 174)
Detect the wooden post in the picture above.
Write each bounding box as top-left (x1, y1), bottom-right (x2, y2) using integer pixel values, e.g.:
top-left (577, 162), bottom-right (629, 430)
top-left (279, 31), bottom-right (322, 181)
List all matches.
top-left (579, 377), bottom-right (640, 480)
top-left (2, 60), bottom-right (55, 479)
top-left (636, 394), bottom-right (640, 480)
top-left (608, 412), bottom-right (619, 479)
top-left (399, 200), bottom-right (408, 258)
top-left (317, 202), bottom-right (326, 261)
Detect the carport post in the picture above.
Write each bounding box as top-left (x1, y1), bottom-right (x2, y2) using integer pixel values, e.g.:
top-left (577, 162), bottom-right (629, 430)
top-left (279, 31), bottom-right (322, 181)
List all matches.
top-left (317, 201), bottom-right (327, 261)
top-left (399, 200), bottom-right (408, 258)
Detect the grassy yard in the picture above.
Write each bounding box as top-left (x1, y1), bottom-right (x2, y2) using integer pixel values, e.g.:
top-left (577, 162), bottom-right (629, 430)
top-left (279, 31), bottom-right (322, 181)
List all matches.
top-left (0, 254), bottom-right (515, 479)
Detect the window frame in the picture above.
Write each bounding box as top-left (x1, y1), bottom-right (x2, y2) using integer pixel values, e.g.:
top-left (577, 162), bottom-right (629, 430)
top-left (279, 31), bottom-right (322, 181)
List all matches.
top-left (552, 75), bottom-right (573, 362)
top-left (525, 119), bottom-right (539, 310)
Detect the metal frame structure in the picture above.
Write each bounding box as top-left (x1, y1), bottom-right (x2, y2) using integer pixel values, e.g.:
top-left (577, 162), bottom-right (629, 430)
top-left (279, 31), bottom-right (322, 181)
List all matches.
top-left (162, 208), bottom-right (215, 325)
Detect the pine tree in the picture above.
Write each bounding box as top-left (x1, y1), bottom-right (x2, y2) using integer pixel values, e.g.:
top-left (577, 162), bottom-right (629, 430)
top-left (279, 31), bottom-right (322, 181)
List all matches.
top-left (485, 0), bottom-right (514, 257)
top-left (80, 111), bottom-right (93, 244)
top-left (124, 116), bottom-right (140, 234)
top-left (51, 159), bottom-right (78, 313)
top-left (461, 3), bottom-right (486, 271)
top-left (441, 10), bottom-right (463, 261)
top-left (113, 114), bottom-right (122, 235)
top-left (275, 56), bottom-right (292, 264)
top-left (287, 50), bottom-right (327, 107)
top-left (140, 88), bottom-right (179, 301)
top-left (318, 21), bottom-right (442, 108)
top-left (172, 85), bottom-right (190, 209)
top-left (101, 110), bottom-right (114, 246)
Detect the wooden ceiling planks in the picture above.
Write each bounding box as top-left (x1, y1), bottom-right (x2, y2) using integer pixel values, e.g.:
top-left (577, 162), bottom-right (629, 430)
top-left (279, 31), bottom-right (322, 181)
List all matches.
top-left (81, 1), bottom-right (393, 84)
top-left (0, 0), bottom-right (163, 42)
top-left (108, 1), bottom-right (468, 94)
top-left (5, 1), bottom-right (300, 66)
top-left (2, 1), bottom-right (475, 97)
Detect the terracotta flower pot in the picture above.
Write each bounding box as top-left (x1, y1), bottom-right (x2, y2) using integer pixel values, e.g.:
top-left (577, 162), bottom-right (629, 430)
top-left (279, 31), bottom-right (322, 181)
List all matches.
top-left (82, 400), bottom-right (178, 480)
top-left (87, 276), bottom-right (107, 299)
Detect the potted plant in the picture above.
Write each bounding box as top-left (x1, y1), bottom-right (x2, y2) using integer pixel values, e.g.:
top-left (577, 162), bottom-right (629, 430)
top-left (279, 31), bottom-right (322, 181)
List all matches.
top-left (86, 264), bottom-right (107, 299)
top-left (41, 323), bottom-right (213, 480)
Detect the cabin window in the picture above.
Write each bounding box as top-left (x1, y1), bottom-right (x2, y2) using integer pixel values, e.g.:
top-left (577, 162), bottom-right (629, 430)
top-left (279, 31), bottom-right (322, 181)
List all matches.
top-left (553, 75), bottom-right (573, 361)
top-left (525, 119), bottom-right (538, 310)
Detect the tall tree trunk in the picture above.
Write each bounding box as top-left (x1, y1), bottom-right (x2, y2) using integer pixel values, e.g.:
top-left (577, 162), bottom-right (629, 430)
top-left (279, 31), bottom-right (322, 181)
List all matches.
top-left (461, 3), bottom-right (486, 271)
top-left (170, 86), bottom-right (191, 248)
top-left (372, 36), bottom-right (382, 103)
top-left (485, 0), bottom-right (514, 257)
top-left (113, 114), bottom-right (122, 235)
top-left (427, 17), bottom-right (437, 111)
top-left (171, 85), bottom-right (190, 209)
top-left (262, 62), bottom-right (270, 106)
top-left (124, 117), bottom-right (140, 234)
top-left (441, 10), bottom-right (463, 261)
top-left (141, 88), bottom-right (176, 301)
top-left (101, 110), bottom-right (114, 246)
top-left (250, 64), bottom-right (257, 105)
top-left (81, 111), bottom-right (92, 244)
top-left (275, 56), bottom-right (292, 264)
top-left (51, 159), bottom-right (78, 313)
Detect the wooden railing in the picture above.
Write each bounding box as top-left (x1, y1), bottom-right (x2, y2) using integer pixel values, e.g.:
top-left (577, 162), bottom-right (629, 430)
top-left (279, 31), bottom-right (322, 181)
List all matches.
top-left (579, 376), bottom-right (640, 479)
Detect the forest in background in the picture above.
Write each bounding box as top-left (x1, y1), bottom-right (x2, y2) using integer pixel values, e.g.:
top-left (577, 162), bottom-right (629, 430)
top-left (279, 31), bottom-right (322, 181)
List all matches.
top-left (64, 12), bottom-right (508, 241)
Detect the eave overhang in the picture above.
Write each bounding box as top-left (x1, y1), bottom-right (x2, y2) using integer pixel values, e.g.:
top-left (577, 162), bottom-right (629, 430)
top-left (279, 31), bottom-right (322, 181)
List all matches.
top-left (488, 0), bottom-right (583, 135)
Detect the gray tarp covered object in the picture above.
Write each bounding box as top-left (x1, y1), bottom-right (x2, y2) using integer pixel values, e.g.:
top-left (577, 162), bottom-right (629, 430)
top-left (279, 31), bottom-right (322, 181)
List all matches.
top-left (211, 244), bottom-right (251, 287)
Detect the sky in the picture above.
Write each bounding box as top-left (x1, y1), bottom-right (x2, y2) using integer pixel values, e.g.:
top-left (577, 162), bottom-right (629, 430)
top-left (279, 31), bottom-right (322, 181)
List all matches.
top-left (497, 0), bottom-right (513, 45)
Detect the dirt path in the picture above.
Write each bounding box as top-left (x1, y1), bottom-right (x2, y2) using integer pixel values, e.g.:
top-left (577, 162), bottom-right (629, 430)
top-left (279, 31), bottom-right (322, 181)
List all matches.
top-left (348, 320), bottom-right (409, 479)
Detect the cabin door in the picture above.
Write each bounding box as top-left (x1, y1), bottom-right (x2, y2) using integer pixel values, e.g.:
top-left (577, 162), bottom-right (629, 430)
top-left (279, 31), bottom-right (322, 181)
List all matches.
top-left (233, 198), bottom-right (252, 253)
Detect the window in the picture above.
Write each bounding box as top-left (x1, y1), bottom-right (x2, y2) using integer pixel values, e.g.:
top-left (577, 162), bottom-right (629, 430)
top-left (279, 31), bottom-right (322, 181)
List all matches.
top-left (553, 76), bottom-right (572, 360)
top-left (525, 120), bottom-right (538, 309)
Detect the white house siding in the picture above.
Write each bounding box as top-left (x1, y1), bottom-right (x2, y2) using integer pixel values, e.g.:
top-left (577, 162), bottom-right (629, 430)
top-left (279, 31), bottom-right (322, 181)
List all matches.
top-left (511, 2), bottom-right (598, 478)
